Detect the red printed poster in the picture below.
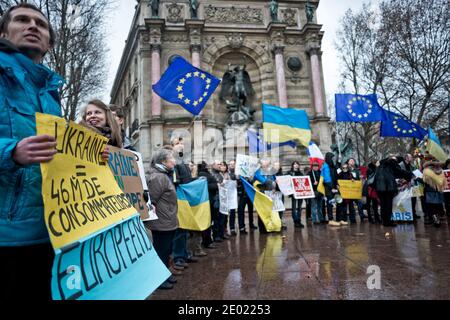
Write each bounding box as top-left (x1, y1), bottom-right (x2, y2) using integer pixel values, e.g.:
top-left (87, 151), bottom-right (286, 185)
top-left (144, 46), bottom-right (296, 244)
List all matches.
top-left (292, 176), bottom-right (315, 199)
top-left (444, 170), bottom-right (450, 192)
top-left (359, 166), bottom-right (368, 179)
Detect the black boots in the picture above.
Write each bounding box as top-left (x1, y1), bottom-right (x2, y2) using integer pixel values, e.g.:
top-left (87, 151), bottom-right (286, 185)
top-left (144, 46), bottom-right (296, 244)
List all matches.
top-left (432, 214), bottom-right (441, 227)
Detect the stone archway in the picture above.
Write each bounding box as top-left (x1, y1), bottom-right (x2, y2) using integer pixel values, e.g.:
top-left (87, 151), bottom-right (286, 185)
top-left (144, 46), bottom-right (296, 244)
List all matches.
top-left (202, 41), bottom-right (277, 125)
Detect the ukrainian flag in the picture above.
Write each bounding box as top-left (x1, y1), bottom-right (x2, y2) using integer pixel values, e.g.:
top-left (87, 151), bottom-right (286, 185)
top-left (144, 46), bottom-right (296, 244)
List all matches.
top-left (241, 178), bottom-right (281, 232)
top-left (177, 179), bottom-right (211, 231)
top-left (427, 128), bottom-right (448, 162)
top-left (262, 103), bottom-right (311, 147)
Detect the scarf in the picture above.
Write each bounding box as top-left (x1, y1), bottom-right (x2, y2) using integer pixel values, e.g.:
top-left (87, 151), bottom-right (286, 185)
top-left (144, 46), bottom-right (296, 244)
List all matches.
top-left (423, 167), bottom-right (446, 192)
top-left (155, 163), bottom-right (170, 174)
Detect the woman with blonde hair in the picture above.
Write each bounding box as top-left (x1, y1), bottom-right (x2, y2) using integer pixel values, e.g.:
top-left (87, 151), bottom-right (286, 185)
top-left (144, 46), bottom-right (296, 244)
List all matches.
top-left (79, 99), bottom-right (123, 148)
top-left (422, 159), bottom-right (446, 227)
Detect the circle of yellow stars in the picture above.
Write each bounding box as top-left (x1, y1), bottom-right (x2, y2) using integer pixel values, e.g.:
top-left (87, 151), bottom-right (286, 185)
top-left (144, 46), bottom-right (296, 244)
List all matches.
top-left (176, 71), bottom-right (212, 108)
top-left (393, 116), bottom-right (416, 134)
top-left (346, 96), bottom-right (373, 120)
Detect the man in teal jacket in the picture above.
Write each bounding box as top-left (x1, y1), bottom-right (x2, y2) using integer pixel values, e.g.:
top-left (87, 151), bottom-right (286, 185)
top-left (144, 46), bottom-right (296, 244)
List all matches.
top-left (0, 3), bottom-right (63, 299)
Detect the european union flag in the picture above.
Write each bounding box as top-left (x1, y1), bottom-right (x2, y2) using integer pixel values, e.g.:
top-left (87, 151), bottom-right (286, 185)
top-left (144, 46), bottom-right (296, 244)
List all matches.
top-left (247, 130), bottom-right (296, 154)
top-left (152, 56), bottom-right (221, 115)
top-left (380, 110), bottom-right (427, 140)
top-left (335, 94), bottom-right (384, 122)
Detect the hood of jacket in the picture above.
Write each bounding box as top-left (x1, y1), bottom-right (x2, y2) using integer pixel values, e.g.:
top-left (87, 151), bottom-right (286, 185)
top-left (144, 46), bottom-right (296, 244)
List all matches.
top-left (0, 38), bottom-right (20, 54)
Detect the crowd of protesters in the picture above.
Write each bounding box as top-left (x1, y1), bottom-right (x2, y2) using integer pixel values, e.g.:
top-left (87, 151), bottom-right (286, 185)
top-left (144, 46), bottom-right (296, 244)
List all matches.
top-left (139, 141), bottom-right (450, 290)
top-left (1, 3), bottom-right (450, 299)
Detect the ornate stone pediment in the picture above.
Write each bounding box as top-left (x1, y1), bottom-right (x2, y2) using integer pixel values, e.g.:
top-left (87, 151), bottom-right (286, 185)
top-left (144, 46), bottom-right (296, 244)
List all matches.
top-left (227, 33), bottom-right (244, 49)
top-left (162, 34), bottom-right (189, 43)
top-left (204, 5), bottom-right (263, 24)
top-left (282, 8), bottom-right (298, 27)
top-left (166, 3), bottom-right (184, 23)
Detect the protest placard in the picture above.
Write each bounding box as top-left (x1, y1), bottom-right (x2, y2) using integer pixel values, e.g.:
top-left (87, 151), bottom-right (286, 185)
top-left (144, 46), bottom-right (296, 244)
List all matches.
top-left (292, 176), bottom-right (315, 199)
top-left (131, 151), bottom-right (149, 190)
top-left (108, 146), bottom-right (149, 220)
top-left (51, 215), bottom-right (170, 300)
top-left (37, 113), bottom-right (137, 250)
top-left (37, 114), bottom-right (169, 300)
top-left (219, 180), bottom-right (238, 214)
top-left (265, 191), bottom-right (285, 212)
top-left (275, 175), bottom-right (294, 196)
top-left (219, 185), bottom-right (229, 215)
top-left (235, 154), bottom-right (259, 178)
top-left (338, 180), bottom-right (363, 200)
top-left (444, 170), bottom-right (450, 192)
top-left (392, 189), bottom-right (413, 221)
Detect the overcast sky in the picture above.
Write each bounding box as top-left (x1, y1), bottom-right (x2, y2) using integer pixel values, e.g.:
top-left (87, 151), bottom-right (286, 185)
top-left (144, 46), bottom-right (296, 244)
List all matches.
top-left (103, 0), bottom-right (378, 103)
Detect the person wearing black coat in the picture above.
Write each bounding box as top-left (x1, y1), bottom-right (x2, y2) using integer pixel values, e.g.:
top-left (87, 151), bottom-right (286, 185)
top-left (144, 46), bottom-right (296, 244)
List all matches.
top-left (444, 159), bottom-right (450, 219)
top-left (337, 164), bottom-right (355, 224)
top-left (198, 162), bottom-right (219, 248)
top-left (364, 161), bottom-right (381, 224)
top-left (309, 162), bottom-right (325, 224)
top-left (288, 161), bottom-right (305, 228)
top-left (375, 157), bottom-right (414, 227)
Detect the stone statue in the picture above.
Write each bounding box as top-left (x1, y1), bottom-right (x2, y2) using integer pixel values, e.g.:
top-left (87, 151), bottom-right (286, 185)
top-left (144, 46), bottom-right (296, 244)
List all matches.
top-left (219, 58), bottom-right (256, 126)
top-left (149, 0), bottom-right (159, 18)
top-left (331, 137), bottom-right (354, 164)
top-left (305, 1), bottom-right (315, 23)
top-left (190, 0), bottom-right (199, 19)
top-left (269, 0), bottom-right (279, 22)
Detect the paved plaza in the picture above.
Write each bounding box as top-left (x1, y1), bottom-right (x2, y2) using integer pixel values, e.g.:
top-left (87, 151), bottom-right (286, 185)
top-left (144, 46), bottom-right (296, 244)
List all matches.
top-left (150, 213), bottom-right (450, 300)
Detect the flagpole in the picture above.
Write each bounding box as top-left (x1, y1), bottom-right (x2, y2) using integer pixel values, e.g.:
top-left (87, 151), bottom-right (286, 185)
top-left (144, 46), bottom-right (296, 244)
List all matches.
top-left (336, 121), bottom-right (342, 162)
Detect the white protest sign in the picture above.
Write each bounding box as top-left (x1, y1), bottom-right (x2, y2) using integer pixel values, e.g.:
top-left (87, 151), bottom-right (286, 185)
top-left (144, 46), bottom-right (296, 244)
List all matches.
top-left (131, 150), bottom-right (149, 190)
top-left (225, 180), bottom-right (238, 210)
top-left (292, 176), bottom-right (315, 199)
top-left (265, 191), bottom-right (285, 212)
top-left (236, 154), bottom-right (259, 178)
top-left (219, 185), bottom-right (229, 215)
top-left (276, 175), bottom-right (294, 196)
top-left (392, 189), bottom-right (413, 221)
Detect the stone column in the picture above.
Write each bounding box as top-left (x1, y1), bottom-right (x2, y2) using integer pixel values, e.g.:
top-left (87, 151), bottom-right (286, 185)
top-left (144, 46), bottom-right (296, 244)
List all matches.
top-left (191, 44), bottom-right (201, 68)
top-left (274, 46), bottom-right (288, 108)
top-left (186, 20), bottom-right (205, 163)
top-left (309, 47), bottom-right (326, 117)
top-left (151, 44), bottom-right (162, 117)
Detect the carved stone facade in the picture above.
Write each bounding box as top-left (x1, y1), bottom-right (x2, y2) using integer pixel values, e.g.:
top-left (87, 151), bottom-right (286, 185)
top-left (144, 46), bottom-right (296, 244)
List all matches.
top-left (282, 8), bottom-right (298, 27)
top-left (204, 5), bottom-right (264, 24)
top-left (110, 0), bottom-right (330, 170)
top-left (166, 3), bottom-right (184, 23)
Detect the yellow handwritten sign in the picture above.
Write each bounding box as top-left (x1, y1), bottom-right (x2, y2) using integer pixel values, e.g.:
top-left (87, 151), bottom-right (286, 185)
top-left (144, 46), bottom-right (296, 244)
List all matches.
top-left (37, 113), bottom-right (137, 250)
top-left (338, 180), bottom-right (363, 200)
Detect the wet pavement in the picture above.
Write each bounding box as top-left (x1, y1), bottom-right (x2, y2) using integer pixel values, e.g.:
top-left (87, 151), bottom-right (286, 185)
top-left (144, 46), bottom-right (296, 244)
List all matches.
top-left (149, 213), bottom-right (450, 300)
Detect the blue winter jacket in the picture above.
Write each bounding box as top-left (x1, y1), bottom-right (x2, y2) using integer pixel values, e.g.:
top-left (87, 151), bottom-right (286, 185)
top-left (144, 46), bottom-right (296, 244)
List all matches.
top-left (0, 40), bottom-right (63, 247)
top-left (321, 162), bottom-right (332, 184)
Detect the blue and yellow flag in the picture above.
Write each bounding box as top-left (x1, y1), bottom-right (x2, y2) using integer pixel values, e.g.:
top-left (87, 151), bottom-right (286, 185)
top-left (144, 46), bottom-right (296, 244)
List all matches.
top-left (380, 110), bottom-right (427, 140)
top-left (335, 93), bottom-right (384, 122)
top-left (177, 178), bottom-right (211, 231)
top-left (247, 130), bottom-right (296, 154)
top-left (427, 128), bottom-right (448, 162)
top-left (152, 56), bottom-right (221, 115)
top-left (241, 178), bottom-right (281, 232)
top-left (262, 103), bottom-right (311, 147)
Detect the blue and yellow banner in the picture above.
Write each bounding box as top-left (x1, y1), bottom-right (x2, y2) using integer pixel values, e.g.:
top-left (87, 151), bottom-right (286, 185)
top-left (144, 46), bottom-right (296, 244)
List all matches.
top-left (427, 127), bottom-right (448, 162)
top-left (177, 179), bottom-right (211, 231)
top-left (51, 215), bottom-right (170, 300)
top-left (241, 178), bottom-right (281, 232)
top-left (262, 103), bottom-right (311, 147)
